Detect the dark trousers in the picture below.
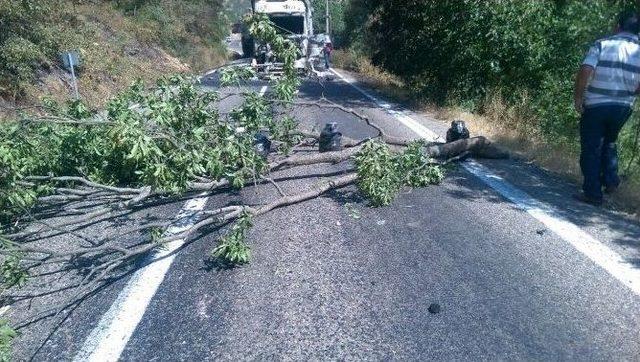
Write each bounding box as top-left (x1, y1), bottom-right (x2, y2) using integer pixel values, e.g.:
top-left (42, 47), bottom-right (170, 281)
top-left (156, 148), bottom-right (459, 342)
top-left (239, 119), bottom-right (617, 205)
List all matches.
top-left (580, 105), bottom-right (632, 199)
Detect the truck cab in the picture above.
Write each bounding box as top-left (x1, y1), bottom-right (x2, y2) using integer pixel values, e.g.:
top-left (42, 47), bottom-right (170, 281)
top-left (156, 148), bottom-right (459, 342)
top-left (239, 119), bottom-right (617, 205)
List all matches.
top-left (244, 0), bottom-right (323, 76)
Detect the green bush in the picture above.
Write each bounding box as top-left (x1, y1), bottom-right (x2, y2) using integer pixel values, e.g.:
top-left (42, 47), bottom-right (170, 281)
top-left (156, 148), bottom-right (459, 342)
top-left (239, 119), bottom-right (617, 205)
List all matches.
top-left (0, 36), bottom-right (46, 95)
top-left (350, 1), bottom-right (622, 102)
top-left (0, 0), bottom-right (59, 96)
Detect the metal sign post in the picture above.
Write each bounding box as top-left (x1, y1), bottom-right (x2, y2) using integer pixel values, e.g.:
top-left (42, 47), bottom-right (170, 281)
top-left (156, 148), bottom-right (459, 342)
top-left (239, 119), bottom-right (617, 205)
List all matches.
top-left (60, 51), bottom-right (81, 99)
top-left (68, 53), bottom-right (79, 99)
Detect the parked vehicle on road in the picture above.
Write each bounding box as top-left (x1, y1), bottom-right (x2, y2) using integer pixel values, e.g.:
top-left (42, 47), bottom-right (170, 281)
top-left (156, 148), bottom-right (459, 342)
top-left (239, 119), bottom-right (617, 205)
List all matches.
top-left (243, 0), bottom-right (326, 76)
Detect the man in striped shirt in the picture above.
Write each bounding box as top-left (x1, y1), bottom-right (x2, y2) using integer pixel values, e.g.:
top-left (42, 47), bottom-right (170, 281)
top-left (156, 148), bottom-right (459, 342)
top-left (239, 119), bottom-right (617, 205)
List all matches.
top-left (574, 11), bottom-right (640, 206)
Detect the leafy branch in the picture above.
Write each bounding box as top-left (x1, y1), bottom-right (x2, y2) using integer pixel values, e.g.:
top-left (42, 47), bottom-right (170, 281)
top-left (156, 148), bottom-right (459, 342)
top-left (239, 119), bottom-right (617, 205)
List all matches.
top-left (0, 14), bottom-right (509, 344)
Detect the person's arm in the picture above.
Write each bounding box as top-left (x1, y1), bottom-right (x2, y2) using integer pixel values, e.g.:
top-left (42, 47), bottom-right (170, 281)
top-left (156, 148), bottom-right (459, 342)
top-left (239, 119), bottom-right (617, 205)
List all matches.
top-left (575, 42), bottom-right (600, 114)
top-left (574, 65), bottom-right (594, 114)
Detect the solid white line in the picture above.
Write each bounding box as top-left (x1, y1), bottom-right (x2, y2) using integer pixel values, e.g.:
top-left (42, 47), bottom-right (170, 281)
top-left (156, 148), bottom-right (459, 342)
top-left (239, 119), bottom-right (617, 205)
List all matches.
top-left (332, 68), bottom-right (640, 297)
top-left (330, 69), bottom-right (443, 142)
top-left (74, 196), bottom-right (209, 362)
top-left (463, 161), bottom-right (640, 296)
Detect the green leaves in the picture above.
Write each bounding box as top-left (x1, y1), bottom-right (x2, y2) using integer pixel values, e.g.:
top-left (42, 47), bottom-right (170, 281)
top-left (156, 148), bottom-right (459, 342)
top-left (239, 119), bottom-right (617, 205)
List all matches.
top-left (0, 73), bottom-right (263, 222)
top-left (211, 215), bottom-right (253, 265)
top-left (0, 319), bottom-right (16, 362)
top-left (230, 91), bottom-right (271, 133)
top-left (0, 14), bottom-right (308, 273)
top-left (398, 141), bottom-right (445, 188)
top-left (355, 141), bottom-right (401, 207)
top-left (0, 139), bottom-right (38, 221)
top-left (355, 140), bottom-right (444, 207)
top-left (0, 253), bottom-right (29, 289)
top-left (66, 99), bottom-right (93, 120)
top-left (220, 66), bottom-right (256, 87)
top-left (271, 116), bottom-right (299, 155)
top-left (272, 76), bottom-right (301, 103)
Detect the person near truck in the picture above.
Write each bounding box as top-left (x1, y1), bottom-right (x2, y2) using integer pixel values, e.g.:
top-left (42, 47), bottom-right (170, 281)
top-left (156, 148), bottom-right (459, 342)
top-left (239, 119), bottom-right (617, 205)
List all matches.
top-left (573, 11), bottom-right (640, 206)
top-left (323, 36), bottom-right (333, 69)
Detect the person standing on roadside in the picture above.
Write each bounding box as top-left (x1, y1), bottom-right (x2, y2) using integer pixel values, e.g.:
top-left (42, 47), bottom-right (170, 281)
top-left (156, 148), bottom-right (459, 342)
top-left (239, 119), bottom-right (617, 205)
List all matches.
top-left (573, 11), bottom-right (640, 206)
top-left (323, 36), bottom-right (333, 69)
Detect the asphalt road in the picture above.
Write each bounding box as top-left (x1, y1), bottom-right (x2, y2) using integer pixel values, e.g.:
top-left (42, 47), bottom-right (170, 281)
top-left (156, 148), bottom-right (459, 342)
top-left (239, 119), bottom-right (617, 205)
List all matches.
top-left (6, 69), bottom-right (640, 360)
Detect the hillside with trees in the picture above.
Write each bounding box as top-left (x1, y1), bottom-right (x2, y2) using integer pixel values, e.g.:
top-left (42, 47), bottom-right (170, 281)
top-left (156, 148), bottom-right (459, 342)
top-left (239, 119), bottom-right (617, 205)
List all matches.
top-left (0, 0), bottom-right (230, 118)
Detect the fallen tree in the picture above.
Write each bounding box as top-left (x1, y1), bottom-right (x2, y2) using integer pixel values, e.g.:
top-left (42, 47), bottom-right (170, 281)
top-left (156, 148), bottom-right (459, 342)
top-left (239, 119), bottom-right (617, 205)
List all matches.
top-left (0, 15), bottom-right (507, 331)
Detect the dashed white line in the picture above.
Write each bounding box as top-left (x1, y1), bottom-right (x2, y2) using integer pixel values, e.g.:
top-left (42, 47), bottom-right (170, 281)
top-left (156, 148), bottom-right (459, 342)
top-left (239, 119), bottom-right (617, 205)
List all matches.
top-left (332, 68), bottom-right (640, 297)
top-left (330, 69), bottom-right (443, 142)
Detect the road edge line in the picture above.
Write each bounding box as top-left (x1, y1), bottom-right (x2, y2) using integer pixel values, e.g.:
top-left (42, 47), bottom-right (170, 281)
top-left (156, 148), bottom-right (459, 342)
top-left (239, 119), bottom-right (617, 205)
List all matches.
top-left (329, 69), bottom-right (443, 142)
top-left (74, 195), bottom-right (209, 362)
top-left (331, 68), bottom-right (640, 297)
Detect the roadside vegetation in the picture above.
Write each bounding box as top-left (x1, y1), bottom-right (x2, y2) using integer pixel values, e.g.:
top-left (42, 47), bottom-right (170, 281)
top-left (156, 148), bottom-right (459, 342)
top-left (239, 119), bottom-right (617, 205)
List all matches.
top-left (0, 0), bottom-right (229, 118)
top-left (331, 0), bottom-right (640, 214)
top-left (310, 0), bottom-right (347, 44)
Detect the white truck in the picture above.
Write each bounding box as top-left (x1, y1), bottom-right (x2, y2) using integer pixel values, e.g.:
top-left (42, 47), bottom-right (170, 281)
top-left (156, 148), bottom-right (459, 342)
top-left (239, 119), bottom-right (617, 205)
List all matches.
top-left (243, 0), bottom-right (326, 76)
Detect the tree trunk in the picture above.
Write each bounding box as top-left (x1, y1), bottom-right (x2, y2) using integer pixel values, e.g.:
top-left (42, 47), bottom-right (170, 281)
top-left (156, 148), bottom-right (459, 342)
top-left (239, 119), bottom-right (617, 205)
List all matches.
top-left (425, 136), bottom-right (509, 160)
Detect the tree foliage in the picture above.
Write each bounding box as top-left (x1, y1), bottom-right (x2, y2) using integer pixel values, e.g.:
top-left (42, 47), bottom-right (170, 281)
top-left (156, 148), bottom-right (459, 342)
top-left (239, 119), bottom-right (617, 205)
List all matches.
top-left (311, 0), bottom-right (348, 45)
top-left (0, 12), bottom-right (447, 267)
top-left (355, 140), bottom-right (443, 206)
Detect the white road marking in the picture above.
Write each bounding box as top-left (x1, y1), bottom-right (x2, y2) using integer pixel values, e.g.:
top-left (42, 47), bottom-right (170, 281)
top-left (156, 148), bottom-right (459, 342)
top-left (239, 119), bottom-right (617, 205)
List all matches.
top-left (74, 196), bottom-right (209, 362)
top-left (464, 161), bottom-right (640, 296)
top-left (332, 68), bottom-right (640, 297)
top-left (75, 83), bottom-right (270, 361)
top-left (202, 68), bottom-right (218, 78)
top-left (330, 69), bottom-right (443, 142)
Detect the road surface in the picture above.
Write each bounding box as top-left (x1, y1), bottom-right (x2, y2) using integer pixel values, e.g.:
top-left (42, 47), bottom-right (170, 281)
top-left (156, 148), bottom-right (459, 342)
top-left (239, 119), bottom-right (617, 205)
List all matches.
top-left (5, 68), bottom-right (640, 361)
